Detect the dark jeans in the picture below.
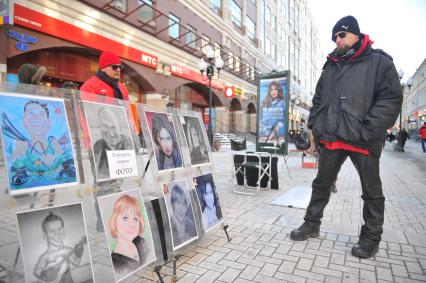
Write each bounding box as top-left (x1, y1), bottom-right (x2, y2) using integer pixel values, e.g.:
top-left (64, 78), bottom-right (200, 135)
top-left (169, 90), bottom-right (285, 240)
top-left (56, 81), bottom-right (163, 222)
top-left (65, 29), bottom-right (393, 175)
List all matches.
top-left (422, 139), bottom-right (426, 152)
top-left (304, 148), bottom-right (384, 242)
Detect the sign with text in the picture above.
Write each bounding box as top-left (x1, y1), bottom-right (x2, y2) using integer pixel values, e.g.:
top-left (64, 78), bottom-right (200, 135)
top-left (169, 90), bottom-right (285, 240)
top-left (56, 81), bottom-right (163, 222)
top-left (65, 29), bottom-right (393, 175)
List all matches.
top-left (14, 4), bottom-right (158, 68)
top-left (107, 150), bottom-right (138, 179)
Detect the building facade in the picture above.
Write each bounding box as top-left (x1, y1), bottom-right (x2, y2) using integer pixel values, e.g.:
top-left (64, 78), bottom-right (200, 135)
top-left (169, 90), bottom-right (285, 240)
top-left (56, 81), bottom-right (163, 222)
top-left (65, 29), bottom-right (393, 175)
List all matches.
top-left (0, 0), bottom-right (321, 135)
top-left (402, 58), bottom-right (426, 139)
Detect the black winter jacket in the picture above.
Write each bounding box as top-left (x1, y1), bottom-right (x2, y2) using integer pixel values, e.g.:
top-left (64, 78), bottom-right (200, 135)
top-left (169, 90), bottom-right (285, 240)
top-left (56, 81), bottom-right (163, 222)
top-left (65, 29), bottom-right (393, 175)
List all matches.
top-left (307, 37), bottom-right (402, 157)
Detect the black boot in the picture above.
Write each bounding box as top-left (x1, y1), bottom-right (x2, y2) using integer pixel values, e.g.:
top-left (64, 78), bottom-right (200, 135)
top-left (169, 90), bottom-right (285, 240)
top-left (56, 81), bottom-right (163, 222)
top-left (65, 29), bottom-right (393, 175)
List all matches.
top-left (290, 222), bottom-right (320, 241)
top-left (351, 240), bottom-right (379, 258)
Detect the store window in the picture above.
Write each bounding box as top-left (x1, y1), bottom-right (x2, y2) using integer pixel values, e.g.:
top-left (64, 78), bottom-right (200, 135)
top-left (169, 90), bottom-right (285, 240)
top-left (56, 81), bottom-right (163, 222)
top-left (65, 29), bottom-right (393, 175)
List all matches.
top-left (169, 13), bottom-right (180, 39)
top-left (229, 0), bottom-right (242, 27)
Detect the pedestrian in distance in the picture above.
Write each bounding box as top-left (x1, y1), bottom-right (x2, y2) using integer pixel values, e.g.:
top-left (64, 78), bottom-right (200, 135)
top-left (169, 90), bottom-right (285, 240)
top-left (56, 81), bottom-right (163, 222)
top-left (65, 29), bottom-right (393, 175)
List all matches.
top-left (399, 128), bottom-right (409, 152)
top-left (290, 16), bottom-right (402, 259)
top-left (419, 122), bottom-right (426, 153)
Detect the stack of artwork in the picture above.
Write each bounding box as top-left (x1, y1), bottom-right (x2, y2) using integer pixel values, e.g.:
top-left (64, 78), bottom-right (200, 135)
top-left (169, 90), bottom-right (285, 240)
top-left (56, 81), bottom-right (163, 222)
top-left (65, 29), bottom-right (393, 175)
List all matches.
top-left (0, 89), bottom-right (224, 282)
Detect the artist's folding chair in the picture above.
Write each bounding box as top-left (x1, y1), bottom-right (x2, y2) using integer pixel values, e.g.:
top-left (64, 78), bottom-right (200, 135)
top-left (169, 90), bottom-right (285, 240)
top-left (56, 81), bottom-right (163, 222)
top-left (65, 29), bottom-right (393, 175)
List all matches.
top-left (232, 152), bottom-right (271, 195)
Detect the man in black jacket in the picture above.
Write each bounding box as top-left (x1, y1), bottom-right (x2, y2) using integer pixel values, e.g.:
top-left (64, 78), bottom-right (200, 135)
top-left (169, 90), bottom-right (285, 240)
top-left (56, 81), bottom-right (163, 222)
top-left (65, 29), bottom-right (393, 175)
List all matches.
top-left (290, 16), bottom-right (402, 259)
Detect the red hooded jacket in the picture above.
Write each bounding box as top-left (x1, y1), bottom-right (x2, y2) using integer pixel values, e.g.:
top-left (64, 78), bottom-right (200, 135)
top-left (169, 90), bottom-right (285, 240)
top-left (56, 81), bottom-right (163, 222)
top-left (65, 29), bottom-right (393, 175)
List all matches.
top-left (420, 124), bottom-right (426, 140)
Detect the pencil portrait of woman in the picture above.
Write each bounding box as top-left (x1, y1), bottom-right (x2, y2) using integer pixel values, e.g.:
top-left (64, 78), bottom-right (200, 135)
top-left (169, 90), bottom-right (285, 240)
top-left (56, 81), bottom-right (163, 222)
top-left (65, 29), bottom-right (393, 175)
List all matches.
top-left (150, 113), bottom-right (183, 171)
top-left (101, 191), bottom-right (155, 281)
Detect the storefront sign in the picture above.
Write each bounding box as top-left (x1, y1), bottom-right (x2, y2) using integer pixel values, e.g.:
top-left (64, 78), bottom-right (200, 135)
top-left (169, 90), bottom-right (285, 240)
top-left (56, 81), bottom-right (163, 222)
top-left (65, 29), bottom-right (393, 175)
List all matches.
top-left (7, 29), bottom-right (37, 51)
top-left (106, 150), bottom-right (138, 179)
top-left (224, 86), bottom-right (235, 98)
top-left (14, 4), bottom-right (158, 69)
top-left (170, 64), bottom-right (223, 90)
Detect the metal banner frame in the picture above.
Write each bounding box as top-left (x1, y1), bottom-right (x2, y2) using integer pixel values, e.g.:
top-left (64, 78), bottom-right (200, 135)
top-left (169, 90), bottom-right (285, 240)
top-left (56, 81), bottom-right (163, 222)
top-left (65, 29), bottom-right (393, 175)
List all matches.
top-left (256, 70), bottom-right (290, 155)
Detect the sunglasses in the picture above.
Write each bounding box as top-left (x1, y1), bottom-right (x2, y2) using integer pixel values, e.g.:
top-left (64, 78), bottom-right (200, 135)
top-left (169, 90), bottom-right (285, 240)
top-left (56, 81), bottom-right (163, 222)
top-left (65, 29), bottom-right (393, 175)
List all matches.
top-left (333, 31), bottom-right (347, 41)
top-left (110, 64), bottom-right (123, 71)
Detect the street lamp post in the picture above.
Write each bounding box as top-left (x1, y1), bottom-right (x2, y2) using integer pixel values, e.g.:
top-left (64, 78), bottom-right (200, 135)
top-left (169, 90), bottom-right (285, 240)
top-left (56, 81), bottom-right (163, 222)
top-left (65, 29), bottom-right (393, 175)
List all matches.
top-left (397, 69), bottom-right (413, 151)
top-left (398, 69), bottom-right (404, 148)
top-left (198, 45), bottom-right (224, 146)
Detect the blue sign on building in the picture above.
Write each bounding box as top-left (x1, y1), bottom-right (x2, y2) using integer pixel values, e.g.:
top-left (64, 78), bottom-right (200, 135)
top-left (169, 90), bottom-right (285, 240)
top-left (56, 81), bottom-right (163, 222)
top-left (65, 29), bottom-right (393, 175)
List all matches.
top-left (7, 30), bottom-right (38, 51)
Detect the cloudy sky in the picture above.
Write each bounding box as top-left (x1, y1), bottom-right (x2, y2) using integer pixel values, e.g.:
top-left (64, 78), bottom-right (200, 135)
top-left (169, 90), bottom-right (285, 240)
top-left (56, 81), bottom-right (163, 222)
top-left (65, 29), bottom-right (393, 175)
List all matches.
top-left (308, 0), bottom-right (426, 81)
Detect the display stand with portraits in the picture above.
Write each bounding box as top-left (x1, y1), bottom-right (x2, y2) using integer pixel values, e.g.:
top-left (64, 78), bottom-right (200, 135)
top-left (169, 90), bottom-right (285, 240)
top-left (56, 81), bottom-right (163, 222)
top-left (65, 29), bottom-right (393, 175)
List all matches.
top-left (137, 105), bottom-right (229, 281)
top-left (0, 82), bottom-right (227, 283)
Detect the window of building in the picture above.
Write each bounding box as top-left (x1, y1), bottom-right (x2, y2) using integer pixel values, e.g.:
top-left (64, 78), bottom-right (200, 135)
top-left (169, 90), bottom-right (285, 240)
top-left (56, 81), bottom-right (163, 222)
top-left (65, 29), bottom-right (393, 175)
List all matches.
top-left (201, 34), bottom-right (210, 54)
top-left (278, 51), bottom-right (282, 66)
top-left (259, 0), bottom-right (265, 52)
top-left (229, 0), bottom-right (242, 27)
top-left (271, 43), bottom-right (276, 59)
top-left (278, 23), bottom-right (282, 39)
top-left (169, 13), bottom-right (180, 39)
top-left (210, 0), bottom-right (221, 14)
top-left (266, 6), bottom-right (271, 23)
top-left (271, 14), bottom-right (276, 31)
top-left (228, 52), bottom-right (234, 69)
top-left (265, 38), bottom-right (271, 56)
top-left (110, 0), bottom-right (126, 12)
top-left (186, 24), bottom-right (197, 49)
top-left (214, 43), bottom-right (221, 59)
top-left (138, 0), bottom-right (155, 26)
top-left (246, 16), bottom-right (255, 40)
top-left (250, 67), bottom-right (255, 80)
top-left (235, 57), bottom-right (241, 73)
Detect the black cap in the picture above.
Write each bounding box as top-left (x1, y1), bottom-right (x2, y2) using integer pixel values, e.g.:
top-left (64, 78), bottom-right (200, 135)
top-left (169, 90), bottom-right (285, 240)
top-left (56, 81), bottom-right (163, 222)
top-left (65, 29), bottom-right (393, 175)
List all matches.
top-left (332, 15), bottom-right (360, 42)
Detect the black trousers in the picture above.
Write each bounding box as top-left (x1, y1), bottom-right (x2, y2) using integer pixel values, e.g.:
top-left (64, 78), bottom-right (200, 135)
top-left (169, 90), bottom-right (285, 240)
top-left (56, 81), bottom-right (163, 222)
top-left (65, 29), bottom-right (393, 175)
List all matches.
top-left (304, 148), bottom-right (384, 242)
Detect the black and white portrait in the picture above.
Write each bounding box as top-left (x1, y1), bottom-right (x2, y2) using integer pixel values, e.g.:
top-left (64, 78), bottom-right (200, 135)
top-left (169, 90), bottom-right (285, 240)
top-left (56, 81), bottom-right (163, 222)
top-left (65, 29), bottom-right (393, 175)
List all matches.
top-left (180, 115), bottom-right (209, 166)
top-left (162, 180), bottom-right (198, 250)
top-left (194, 173), bottom-right (223, 231)
top-left (16, 203), bottom-right (94, 283)
top-left (83, 102), bottom-right (135, 181)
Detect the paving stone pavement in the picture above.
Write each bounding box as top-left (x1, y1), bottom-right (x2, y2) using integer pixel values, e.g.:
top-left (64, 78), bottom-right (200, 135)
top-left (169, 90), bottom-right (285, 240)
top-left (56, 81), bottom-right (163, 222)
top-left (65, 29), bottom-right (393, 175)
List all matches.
top-left (0, 140), bottom-right (425, 282)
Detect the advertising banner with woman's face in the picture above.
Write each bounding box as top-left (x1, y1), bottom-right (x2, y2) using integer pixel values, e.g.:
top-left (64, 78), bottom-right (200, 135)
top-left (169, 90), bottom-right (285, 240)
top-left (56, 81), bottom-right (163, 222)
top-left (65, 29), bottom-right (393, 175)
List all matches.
top-left (256, 72), bottom-right (289, 154)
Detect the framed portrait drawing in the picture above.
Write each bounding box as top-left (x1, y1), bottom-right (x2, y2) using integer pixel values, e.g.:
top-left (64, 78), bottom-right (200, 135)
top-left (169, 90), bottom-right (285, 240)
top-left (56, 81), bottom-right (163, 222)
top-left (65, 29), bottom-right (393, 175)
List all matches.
top-left (144, 111), bottom-right (183, 172)
top-left (97, 189), bottom-right (156, 282)
top-left (0, 93), bottom-right (79, 195)
top-left (193, 173), bottom-right (223, 232)
top-left (180, 115), bottom-right (210, 166)
top-left (82, 101), bottom-right (138, 182)
top-left (256, 71), bottom-right (290, 155)
top-left (16, 203), bottom-right (94, 283)
top-left (162, 180), bottom-right (198, 250)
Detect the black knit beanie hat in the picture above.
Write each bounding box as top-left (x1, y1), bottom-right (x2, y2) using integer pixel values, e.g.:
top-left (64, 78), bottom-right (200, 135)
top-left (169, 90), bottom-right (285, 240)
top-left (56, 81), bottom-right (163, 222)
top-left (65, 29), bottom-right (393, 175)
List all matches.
top-left (332, 15), bottom-right (360, 42)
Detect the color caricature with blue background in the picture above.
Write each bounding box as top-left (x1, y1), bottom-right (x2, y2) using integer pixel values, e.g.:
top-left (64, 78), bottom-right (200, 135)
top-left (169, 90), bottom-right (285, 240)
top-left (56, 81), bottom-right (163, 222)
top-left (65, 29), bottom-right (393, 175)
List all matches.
top-left (0, 93), bottom-right (78, 195)
top-left (258, 78), bottom-right (287, 143)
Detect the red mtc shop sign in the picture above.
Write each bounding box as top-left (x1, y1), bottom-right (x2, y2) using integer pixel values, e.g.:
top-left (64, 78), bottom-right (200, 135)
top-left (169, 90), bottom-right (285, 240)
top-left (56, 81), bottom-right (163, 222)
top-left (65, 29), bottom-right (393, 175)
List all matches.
top-left (170, 64), bottom-right (223, 90)
top-left (14, 4), bottom-right (158, 69)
